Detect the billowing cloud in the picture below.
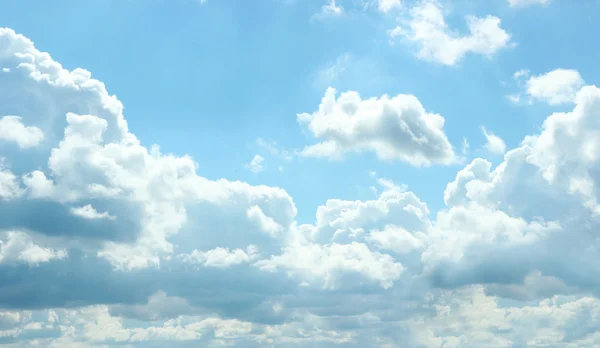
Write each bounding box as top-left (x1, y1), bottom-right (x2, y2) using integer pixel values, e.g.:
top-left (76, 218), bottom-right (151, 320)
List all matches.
top-left (3, 25), bottom-right (600, 348)
top-left (0, 231), bottom-right (67, 266)
top-left (0, 116), bottom-right (44, 149)
top-left (390, 0), bottom-right (512, 66)
top-left (297, 87), bottom-right (456, 166)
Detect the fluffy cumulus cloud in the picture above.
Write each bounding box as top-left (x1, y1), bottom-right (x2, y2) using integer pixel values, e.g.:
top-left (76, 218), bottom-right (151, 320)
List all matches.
top-left (390, 0), bottom-right (512, 66)
top-left (0, 116), bottom-right (44, 149)
top-left (297, 87), bottom-right (456, 166)
top-left (3, 23), bottom-right (600, 348)
top-left (512, 68), bottom-right (585, 105)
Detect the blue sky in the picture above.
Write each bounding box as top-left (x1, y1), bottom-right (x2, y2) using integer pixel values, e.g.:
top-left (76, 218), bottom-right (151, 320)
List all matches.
top-left (2, 0), bottom-right (600, 346)
top-left (5, 0), bottom-right (598, 221)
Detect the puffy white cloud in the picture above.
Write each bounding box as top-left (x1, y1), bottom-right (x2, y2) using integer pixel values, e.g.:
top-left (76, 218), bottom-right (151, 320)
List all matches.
top-left (508, 0), bottom-right (551, 8)
top-left (390, 0), bottom-right (512, 66)
top-left (257, 241), bottom-right (404, 289)
top-left (510, 69), bottom-right (585, 105)
top-left (366, 225), bottom-right (425, 254)
top-left (0, 116), bottom-right (44, 148)
top-left (0, 231), bottom-right (67, 266)
top-left (70, 204), bottom-right (116, 220)
top-left (377, 0), bottom-right (402, 13)
top-left (0, 161), bottom-right (22, 200)
top-left (298, 87), bottom-right (456, 166)
top-left (179, 245), bottom-right (258, 268)
top-left (481, 126), bottom-right (506, 155)
top-left (315, 0), bottom-right (343, 18)
top-left (526, 69), bottom-right (584, 105)
top-left (323, 0), bottom-right (343, 15)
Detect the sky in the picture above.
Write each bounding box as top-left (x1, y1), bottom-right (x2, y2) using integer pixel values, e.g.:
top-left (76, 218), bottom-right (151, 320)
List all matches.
top-left (1, 0), bottom-right (600, 346)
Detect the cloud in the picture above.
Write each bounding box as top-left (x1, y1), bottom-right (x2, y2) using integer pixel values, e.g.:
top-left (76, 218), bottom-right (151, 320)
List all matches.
top-left (0, 231), bottom-right (67, 267)
top-left (315, 53), bottom-right (351, 87)
top-left (323, 0), bottom-right (343, 15)
top-left (524, 69), bottom-right (584, 105)
top-left (256, 138), bottom-right (292, 161)
top-left (257, 241), bottom-right (404, 290)
top-left (70, 204), bottom-right (116, 220)
top-left (377, 0), bottom-right (402, 13)
top-left (0, 116), bottom-right (44, 149)
top-left (245, 154), bottom-right (265, 173)
top-left (508, 0), bottom-right (551, 8)
top-left (390, 0), bottom-right (512, 66)
top-left (297, 87), bottom-right (457, 166)
top-left (0, 161), bottom-right (23, 200)
top-left (481, 126), bottom-right (506, 155)
top-left (314, 0), bottom-right (343, 19)
top-left (179, 246), bottom-right (259, 268)
top-left (4, 25), bottom-right (600, 348)
top-left (510, 69), bottom-right (585, 106)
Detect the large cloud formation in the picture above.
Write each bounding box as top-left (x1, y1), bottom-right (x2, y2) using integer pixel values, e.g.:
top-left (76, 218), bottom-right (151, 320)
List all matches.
top-left (2, 26), bottom-right (600, 348)
top-left (297, 88), bottom-right (457, 166)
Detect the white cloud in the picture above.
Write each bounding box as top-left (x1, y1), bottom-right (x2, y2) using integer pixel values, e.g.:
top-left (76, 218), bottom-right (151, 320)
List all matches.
top-left (481, 126), bottom-right (506, 155)
top-left (257, 241), bottom-right (404, 289)
top-left (390, 1), bottom-right (512, 66)
top-left (508, 0), bottom-right (551, 8)
top-left (377, 0), bottom-right (402, 13)
top-left (245, 154), bottom-right (265, 173)
top-left (320, 0), bottom-right (343, 16)
top-left (513, 68), bottom-right (530, 80)
top-left (70, 204), bottom-right (116, 220)
top-left (179, 245), bottom-right (258, 268)
top-left (0, 231), bottom-right (67, 266)
top-left (366, 225), bottom-right (425, 253)
top-left (0, 116), bottom-right (44, 148)
top-left (510, 69), bottom-right (585, 106)
top-left (297, 87), bottom-right (456, 166)
top-left (526, 69), bottom-right (584, 105)
top-left (0, 161), bottom-right (23, 200)
top-left (247, 205), bottom-right (284, 237)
